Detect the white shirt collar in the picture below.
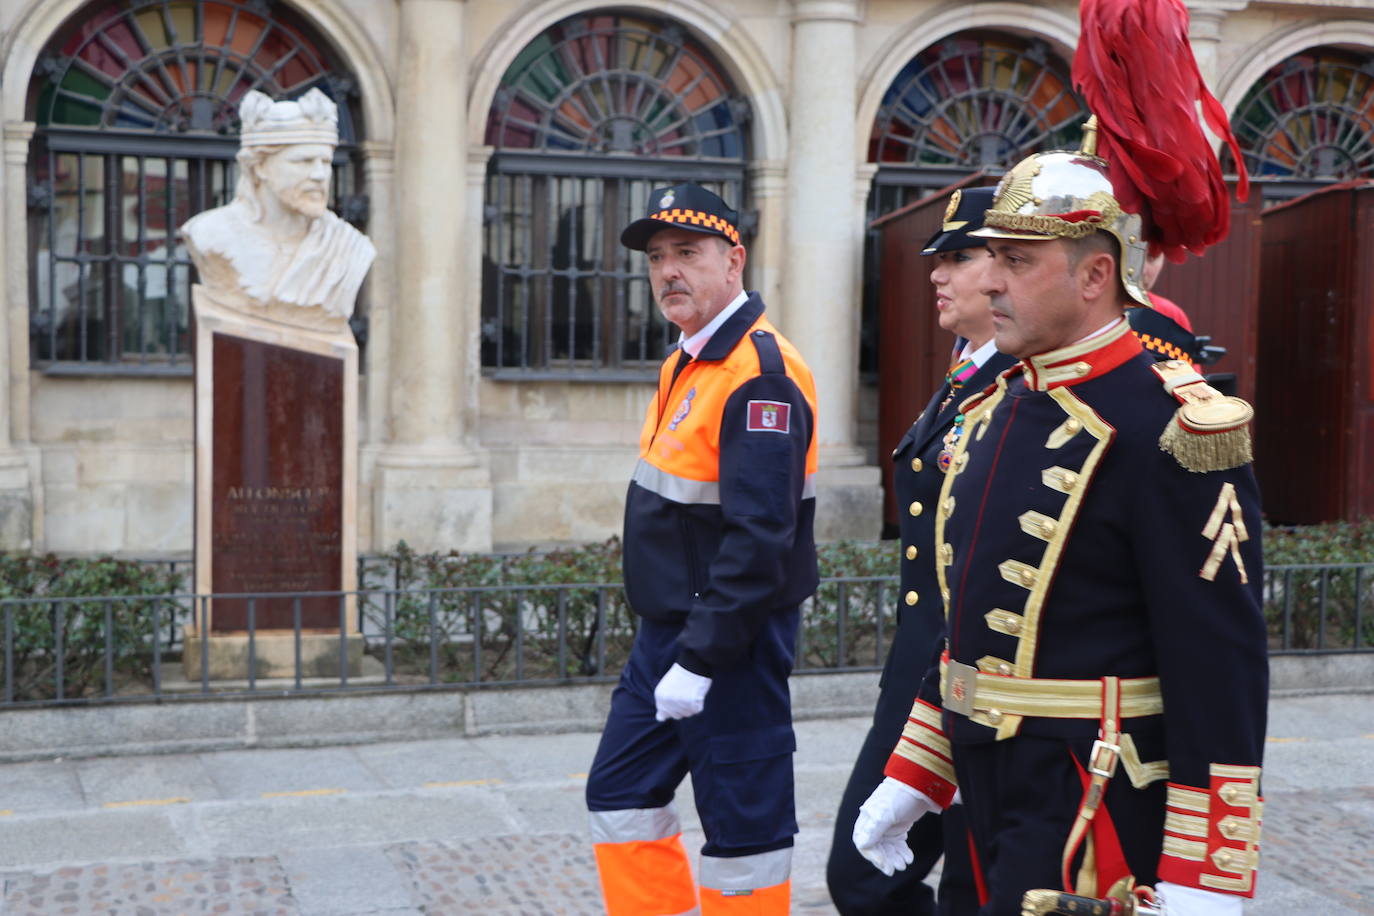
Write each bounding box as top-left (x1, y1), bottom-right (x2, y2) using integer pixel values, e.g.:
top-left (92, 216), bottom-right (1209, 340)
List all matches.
top-left (960, 338), bottom-right (1001, 369)
top-left (679, 290), bottom-right (750, 357)
top-left (1077, 315), bottom-right (1126, 345)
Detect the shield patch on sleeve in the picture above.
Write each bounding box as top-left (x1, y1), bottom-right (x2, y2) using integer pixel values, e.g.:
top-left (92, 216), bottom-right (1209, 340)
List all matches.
top-left (747, 400), bottom-right (790, 434)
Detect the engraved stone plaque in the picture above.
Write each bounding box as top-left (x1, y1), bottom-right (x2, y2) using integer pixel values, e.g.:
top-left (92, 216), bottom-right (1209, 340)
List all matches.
top-left (210, 333), bottom-right (343, 630)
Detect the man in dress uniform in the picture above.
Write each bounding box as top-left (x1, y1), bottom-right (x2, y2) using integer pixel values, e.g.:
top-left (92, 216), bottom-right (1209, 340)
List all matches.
top-left (851, 2), bottom-right (1268, 913)
top-left (586, 182), bottom-right (819, 916)
top-left (827, 186), bottom-right (1016, 916)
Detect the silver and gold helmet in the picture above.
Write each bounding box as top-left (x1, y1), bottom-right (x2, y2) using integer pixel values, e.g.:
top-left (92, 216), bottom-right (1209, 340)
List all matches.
top-left (971, 117), bottom-right (1151, 307)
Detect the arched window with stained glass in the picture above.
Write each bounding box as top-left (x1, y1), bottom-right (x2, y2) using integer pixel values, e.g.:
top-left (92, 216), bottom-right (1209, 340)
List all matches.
top-left (1227, 48), bottom-right (1374, 201)
top-left (28, 0), bottom-right (365, 369)
top-left (482, 12), bottom-right (752, 376)
top-left (859, 32), bottom-right (1087, 377)
top-left (867, 32), bottom-right (1086, 213)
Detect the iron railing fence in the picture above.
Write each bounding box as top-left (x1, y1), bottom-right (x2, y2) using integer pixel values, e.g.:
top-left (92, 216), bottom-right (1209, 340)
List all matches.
top-left (0, 564), bottom-right (1368, 709)
top-left (128, 552), bottom-right (548, 594)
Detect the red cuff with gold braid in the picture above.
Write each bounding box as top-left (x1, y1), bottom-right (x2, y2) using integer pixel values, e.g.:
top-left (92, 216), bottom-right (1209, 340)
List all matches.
top-left (883, 698), bottom-right (958, 808)
top-left (1158, 765), bottom-right (1263, 897)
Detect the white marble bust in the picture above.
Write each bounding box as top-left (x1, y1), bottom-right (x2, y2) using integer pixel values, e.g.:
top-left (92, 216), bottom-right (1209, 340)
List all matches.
top-left (181, 89), bottom-right (375, 327)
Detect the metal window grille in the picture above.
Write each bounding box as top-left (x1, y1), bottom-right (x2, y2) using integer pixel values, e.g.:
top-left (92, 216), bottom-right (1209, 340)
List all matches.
top-left (27, 0), bottom-right (366, 370)
top-left (482, 13), bottom-right (750, 377)
top-left (1227, 49), bottom-right (1374, 205)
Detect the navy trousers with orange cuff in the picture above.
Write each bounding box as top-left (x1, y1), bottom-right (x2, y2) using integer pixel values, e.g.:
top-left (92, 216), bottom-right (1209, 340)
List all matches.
top-left (587, 612), bottom-right (799, 916)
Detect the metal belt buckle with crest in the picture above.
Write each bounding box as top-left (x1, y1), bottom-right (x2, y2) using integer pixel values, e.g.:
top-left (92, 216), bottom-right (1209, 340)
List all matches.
top-left (944, 659), bottom-right (979, 716)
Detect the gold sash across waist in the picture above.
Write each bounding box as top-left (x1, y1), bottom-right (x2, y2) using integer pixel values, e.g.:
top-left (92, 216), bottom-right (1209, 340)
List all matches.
top-left (940, 659), bottom-right (1164, 719)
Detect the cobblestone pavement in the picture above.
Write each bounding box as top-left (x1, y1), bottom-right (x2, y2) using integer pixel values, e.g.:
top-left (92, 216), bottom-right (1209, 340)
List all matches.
top-left (4, 859), bottom-right (296, 915)
top-left (1, 693), bottom-right (1370, 915)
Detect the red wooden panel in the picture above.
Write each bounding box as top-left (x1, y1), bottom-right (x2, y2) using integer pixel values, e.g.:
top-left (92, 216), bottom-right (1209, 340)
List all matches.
top-left (872, 174), bottom-right (993, 531)
top-left (1353, 189), bottom-right (1374, 520)
top-left (1151, 181), bottom-right (1261, 406)
top-left (1254, 182), bottom-right (1370, 524)
top-left (1359, 414), bottom-right (1374, 521)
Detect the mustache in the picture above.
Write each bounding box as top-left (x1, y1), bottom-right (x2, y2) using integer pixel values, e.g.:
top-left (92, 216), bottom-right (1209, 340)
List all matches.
top-left (659, 283), bottom-right (690, 297)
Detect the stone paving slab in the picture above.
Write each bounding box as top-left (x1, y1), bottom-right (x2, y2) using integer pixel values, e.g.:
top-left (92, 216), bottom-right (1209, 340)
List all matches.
top-left (1, 697), bottom-right (1370, 915)
top-left (4, 803), bottom-right (1371, 916)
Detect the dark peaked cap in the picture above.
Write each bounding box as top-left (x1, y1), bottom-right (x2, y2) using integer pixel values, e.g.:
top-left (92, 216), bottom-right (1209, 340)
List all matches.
top-left (921, 186), bottom-right (997, 255)
top-left (620, 182), bottom-right (742, 251)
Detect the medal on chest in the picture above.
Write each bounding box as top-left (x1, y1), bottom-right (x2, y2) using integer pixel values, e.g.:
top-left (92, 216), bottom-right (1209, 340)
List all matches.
top-left (938, 412), bottom-right (966, 472)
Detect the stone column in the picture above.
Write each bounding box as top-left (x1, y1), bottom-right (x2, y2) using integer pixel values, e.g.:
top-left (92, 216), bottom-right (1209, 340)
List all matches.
top-left (747, 160), bottom-right (787, 327)
top-left (784, 0), bottom-right (880, 539)
top-left (360, 139), bottom-right (396, 450)
top-left (1187, 1), bottom-right (1250, 89)
top-left (358, 140), bottom-right (394, 551)
top-left (374, 0), bottom-right (492, 552)
top-left (2, 123), bottom-right (36, 449)
top-left (0, 122), bottom-right (38, 549)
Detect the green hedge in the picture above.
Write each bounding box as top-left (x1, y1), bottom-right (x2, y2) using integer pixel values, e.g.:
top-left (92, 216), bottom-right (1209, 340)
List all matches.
top-left (0, 554), bottom-right (181, 700)
top-left (1263, 520), bottom-right (1374, 650)
top-left (0, 520), bottom-right (1368, 699)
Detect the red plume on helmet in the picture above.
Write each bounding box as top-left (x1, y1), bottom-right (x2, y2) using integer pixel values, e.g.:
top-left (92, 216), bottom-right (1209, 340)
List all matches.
top-left (1072, 0), bottom-right (1249, 262)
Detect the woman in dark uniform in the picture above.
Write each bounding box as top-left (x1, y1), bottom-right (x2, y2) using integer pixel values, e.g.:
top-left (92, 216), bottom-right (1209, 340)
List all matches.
top-left (827, 186), bottom-right (1015, 916)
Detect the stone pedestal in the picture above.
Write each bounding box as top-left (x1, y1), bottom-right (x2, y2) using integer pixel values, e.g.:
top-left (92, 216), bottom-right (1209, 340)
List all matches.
top-left (191, 285), bottom-right (359, 678)
top-left (182, 632), bottom-right (364, 681)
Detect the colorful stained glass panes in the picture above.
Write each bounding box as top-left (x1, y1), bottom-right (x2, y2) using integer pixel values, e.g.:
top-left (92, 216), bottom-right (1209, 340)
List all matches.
top-left (37, 0), bottom-right (348, 139)
top-left (1231, 49), bottom-right (1374, 180)
top-left (486, 13), bottom-right (746, 160)
top-left (869, 33), bottom-right (1086, 167)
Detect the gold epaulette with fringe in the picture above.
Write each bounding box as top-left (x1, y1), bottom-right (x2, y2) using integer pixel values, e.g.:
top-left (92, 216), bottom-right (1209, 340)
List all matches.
top-left (1152, 360), bottom-right (1253, 472)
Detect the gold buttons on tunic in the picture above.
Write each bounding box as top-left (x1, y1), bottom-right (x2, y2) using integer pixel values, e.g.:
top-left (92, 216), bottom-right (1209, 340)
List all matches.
top-left (1074, 361), bottom-right (1091, 376)
top-left (909, 501), bottom-right (923, 517)
top-left (942, 497), bottom-right (956, 517)
top-left (1064, 419), bottom-right (1082, 434)
top-left (905, 545), bottom-right (918, 560)
top-left (911, 457), bottom-right (923, 472)
top-left (985, 709), bottom-right (1004, 724)
top-left (905, 590), bottom-right (919, 606)
top-left (997, 662), bottom-right (1013, 676)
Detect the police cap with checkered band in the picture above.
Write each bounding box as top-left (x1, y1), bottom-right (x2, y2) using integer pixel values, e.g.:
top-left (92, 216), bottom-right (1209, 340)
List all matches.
top-left (620, 182), bottom-right (742, 251)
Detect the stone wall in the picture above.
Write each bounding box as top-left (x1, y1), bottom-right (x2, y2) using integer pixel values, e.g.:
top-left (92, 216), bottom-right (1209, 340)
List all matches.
top-left (1, 0), bottom-right (1370, 554)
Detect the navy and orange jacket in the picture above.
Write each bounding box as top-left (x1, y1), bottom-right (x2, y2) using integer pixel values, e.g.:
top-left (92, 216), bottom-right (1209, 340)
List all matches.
top-left (623, 293), bottom-right (819, 675)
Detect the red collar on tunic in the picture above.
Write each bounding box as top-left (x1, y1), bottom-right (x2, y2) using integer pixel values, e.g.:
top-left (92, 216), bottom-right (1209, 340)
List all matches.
top-left (1020, 318), bottom-right (1142, 391)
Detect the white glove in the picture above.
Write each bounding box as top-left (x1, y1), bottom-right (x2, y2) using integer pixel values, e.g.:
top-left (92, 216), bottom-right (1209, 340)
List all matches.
top-left (852, 777), bottom-right (941, 876)
top-left (1155, 881), bottom-right (1243, 916)
top-left (653, 663), bottom-right (712, 721)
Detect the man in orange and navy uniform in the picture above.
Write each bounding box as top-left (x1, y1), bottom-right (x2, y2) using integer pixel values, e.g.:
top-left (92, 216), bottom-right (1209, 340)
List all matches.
top-left (586, 182), bottom-right (819, 916)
